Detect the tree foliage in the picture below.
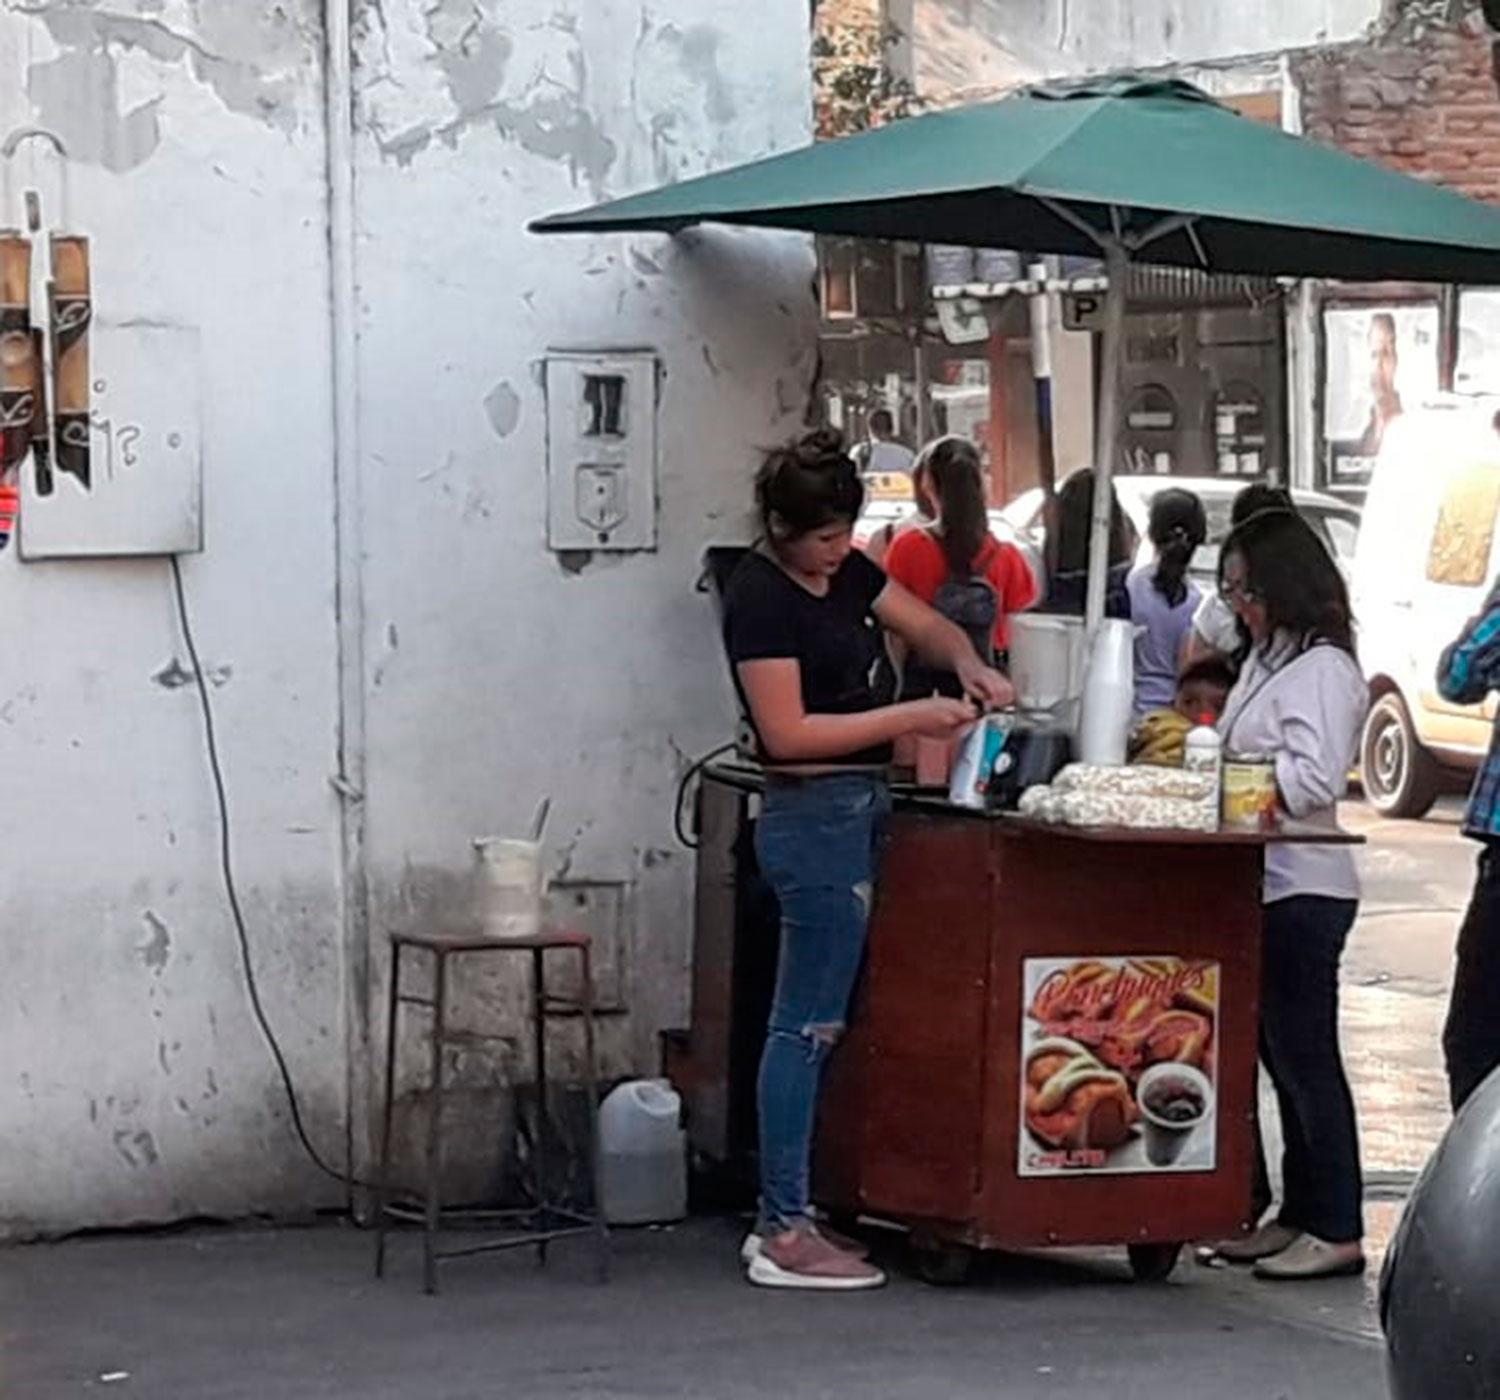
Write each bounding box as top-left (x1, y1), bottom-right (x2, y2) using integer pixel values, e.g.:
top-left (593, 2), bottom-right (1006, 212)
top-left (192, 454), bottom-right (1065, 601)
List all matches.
top-left (812, 18), bottom-right (922, 139)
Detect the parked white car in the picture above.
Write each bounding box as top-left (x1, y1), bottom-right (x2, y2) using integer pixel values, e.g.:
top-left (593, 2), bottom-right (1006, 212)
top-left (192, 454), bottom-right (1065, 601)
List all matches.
top-left (1352, 397), bottom-right (1500, 818)
top-left (997, 475), bottom-right (1362, 594)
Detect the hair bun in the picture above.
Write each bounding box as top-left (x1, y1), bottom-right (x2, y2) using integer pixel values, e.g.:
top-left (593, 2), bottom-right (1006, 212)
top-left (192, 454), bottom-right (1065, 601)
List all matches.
top-left (794, 427), bottom-right (847, 467)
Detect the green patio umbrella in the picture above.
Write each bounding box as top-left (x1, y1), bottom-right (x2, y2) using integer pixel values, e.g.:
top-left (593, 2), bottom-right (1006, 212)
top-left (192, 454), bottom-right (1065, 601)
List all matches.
top-left (534, 76), bottom-right (1500, 628)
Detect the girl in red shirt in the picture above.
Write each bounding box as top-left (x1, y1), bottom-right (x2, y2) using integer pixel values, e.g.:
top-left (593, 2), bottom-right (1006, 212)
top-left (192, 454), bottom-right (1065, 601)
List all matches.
top-left (885, 437), bottom-right (1038, 697)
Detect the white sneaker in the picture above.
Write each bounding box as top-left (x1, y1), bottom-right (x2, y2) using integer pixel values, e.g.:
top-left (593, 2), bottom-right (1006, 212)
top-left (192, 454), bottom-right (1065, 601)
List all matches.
top-left (746, 1227), bottom-right (886, 1291)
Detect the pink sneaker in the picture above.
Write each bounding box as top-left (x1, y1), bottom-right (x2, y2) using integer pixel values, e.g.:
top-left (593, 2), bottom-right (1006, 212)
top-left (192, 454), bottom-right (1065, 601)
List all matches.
top-left (741, 1221), bottom-right (870, 1265)
top-left (747, 1227), bottom-right (886, 1291)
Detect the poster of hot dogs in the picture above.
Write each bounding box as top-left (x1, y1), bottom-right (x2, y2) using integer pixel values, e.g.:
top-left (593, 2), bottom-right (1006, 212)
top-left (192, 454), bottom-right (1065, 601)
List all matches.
top-left (1019, 956), bottom-right (1219, 1176)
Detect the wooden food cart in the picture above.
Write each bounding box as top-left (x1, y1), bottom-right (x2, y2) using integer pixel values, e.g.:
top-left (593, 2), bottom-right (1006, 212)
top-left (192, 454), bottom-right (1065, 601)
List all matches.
top-left (667, 765), bottom-right (1361, 1283)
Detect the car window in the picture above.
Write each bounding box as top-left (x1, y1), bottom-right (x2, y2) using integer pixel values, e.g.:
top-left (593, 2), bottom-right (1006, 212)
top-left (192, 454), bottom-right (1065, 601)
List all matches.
top-left (1201, 499), bottom-right (1234, 543)
top-left (1322, 515), bottom-right (1360, 562)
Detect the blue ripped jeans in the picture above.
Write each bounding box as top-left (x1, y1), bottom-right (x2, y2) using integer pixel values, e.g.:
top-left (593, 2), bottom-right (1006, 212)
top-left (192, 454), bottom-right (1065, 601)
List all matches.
top-left (754, 774), bottom-right (889, 1233)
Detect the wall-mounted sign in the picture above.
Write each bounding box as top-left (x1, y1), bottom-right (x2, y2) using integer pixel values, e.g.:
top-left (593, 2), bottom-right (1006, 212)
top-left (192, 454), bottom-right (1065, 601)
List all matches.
top-left (1062, 292), bottom-right (1105, 333)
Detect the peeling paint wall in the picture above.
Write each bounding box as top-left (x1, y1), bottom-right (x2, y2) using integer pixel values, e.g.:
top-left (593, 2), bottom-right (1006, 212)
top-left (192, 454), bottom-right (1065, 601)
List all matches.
top-left (0, 0), bottom-right (344, 1234)
top-left (350, 0), bottom-right (815, 1120)
top-left (0, 0), bottom-right (813, 1231)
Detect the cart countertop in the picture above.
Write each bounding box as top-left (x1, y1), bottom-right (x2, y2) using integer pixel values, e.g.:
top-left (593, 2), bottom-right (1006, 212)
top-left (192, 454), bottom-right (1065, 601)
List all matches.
top-left (701, 761), bottom-right (1363, 848)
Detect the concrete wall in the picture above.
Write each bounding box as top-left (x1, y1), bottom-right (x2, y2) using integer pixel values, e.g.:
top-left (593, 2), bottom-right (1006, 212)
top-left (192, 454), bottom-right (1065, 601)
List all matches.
top-left (0, 2), bottom-right (345, 1234)
top-left (0, 0), bottom-right (814, 1233)
top-left (349, 0), bottom-right (815, 1175)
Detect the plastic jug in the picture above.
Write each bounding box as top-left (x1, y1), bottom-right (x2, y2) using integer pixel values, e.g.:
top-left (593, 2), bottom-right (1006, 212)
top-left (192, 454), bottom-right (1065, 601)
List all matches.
top-left (1076, 619), bottom-right (1135, 766)
top-left (472, 837), bottom-right (544, 940)
top-left (597, 1079), bottom-right (687, 1225)
top-left (1009, 614), bottom-right (1086, 726)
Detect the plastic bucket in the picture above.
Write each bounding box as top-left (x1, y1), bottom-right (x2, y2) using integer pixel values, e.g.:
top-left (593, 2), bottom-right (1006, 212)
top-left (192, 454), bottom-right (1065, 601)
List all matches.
top-left (472, 837), bottom-right (544, 941)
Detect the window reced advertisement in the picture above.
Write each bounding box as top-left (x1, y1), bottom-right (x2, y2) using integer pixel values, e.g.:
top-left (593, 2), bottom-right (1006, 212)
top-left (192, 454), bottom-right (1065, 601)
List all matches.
top-left (1321, 301), bottom-right (1439, 491)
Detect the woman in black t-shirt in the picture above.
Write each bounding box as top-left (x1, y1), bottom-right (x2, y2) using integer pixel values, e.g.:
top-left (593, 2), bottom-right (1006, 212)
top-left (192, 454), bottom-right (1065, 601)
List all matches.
top-left (721, 429), bottom-right (1012, 1292)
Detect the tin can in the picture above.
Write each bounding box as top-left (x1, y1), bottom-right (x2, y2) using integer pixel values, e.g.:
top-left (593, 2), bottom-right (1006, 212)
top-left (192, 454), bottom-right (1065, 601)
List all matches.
top-left (1221, 753), bottom-right (1278, 831)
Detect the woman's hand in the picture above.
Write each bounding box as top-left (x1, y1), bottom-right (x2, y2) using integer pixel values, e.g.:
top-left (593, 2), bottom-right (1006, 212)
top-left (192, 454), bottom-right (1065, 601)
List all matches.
top-left (956, 658), bottom-right (1015, 711)
top-left (905, 696), bottom-right (978, 738)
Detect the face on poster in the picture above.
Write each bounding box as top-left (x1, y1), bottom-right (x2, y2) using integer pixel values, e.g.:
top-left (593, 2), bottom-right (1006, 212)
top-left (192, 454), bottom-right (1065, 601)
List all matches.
top-left (1019, 956), bottom-right (1220, 1177)
top-left (1322, 302), bottom-right (1439, 485)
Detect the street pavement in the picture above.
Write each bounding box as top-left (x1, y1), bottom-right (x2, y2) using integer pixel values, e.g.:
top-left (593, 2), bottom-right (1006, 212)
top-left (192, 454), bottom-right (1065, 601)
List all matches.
top-left (0, 798), bottom-right (1474, 1398)
top-left (1340, 797), bottom-right (1469, 1183)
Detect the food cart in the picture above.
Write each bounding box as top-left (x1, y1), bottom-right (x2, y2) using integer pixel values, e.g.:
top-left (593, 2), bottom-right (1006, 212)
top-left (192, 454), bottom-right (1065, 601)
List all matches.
top-left (670, 764), bottom-right (1359, 1282)
top-left (534, 72), bottom-right (1482, 1283)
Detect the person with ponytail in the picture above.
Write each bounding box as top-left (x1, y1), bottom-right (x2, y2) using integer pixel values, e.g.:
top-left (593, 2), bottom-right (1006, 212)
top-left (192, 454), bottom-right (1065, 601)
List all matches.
top-left (1126, 488), bottom-right (1208, 721)
top-left (884, 436), bottom-right (1039, 698)
top-left (721, 428), bottom-right (1013, 1292)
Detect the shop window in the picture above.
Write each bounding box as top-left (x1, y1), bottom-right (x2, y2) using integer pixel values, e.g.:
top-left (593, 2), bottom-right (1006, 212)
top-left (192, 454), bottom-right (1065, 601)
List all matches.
top-left (1122, 384), bottom-right (1177, 475)
top-left (819, 238), bottom-right (858, 319)
top-left (1456, 289), bottom-right (1500, 395)
top-left (1125, 384), bottom-right (1177, 433)
top-left (1213, 383), bottom-right (1266, 477)
top-left (1320, 300), bottom-right (1439, 493)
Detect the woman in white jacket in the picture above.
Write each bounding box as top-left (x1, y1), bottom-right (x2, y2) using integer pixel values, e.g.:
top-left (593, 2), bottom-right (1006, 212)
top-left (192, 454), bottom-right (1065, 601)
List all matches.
top-left (1210, 508), bottom-right (1369, 1282)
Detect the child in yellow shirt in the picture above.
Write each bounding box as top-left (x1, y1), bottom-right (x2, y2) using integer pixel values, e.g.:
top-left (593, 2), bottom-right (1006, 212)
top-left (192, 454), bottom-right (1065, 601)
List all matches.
top-left (1129, 658), bottom-right (1235, 767)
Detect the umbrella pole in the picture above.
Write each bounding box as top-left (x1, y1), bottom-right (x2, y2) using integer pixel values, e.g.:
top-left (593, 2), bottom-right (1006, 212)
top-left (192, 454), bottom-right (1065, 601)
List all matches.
top-left (1084, 240), bottom-right (1129, 634)
top-left (1026, 260), bottom-right (1059, 575)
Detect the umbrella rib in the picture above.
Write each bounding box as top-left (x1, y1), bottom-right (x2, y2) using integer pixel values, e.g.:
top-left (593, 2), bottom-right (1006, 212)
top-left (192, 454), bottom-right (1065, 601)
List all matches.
top-left (1038, 196), bottom-right (1109, 252)
top-left (1130, 212), bottom-right (1210, 270)
top-left (1186, 220), bottom-right (1210, 269)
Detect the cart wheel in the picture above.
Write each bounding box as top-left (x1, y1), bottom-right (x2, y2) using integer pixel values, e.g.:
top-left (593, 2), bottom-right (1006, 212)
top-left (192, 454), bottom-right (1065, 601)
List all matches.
top-left (1128, 1243), bottom-right (1183, 1283)
top-left (911, 1240), bottom-right (978, 1287)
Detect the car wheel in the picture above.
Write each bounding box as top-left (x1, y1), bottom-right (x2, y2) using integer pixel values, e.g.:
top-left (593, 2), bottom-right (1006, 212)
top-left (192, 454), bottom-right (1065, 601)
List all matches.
top-left (1361, 692), bottom-right (1441, 820)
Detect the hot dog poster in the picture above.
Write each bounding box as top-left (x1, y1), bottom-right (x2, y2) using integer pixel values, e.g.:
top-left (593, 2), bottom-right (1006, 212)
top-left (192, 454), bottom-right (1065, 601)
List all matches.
top-left (1019, 957), bottom-right (1219, 1176)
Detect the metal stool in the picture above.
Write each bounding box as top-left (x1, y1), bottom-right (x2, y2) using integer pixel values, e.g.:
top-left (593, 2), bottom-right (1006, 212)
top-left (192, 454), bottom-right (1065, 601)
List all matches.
top-left (372, 928), bottom-right (610, 1293)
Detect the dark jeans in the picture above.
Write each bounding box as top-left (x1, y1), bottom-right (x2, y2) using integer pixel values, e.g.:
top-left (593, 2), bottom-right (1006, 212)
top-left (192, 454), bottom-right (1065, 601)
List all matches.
top-left (1251, 895), bottom-right (1365, 1244)
top-left (753, 774), bottom-right (889, 1233)
top-left (1444, 844), bottom-right (1500, 1112)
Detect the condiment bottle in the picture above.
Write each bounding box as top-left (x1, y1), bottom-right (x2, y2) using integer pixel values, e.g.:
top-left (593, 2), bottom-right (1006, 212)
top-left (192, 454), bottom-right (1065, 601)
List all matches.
top-left (1184, 712), bottom-right (1222, 826)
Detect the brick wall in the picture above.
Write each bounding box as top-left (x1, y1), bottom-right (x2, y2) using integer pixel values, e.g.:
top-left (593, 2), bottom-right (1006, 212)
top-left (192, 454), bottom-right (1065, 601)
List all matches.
top-left (1293, 0), bottom-right (1500, 204)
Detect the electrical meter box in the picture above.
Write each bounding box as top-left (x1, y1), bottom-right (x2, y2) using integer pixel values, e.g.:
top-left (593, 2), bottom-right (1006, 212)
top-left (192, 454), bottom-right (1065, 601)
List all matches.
top-left (20, 319), bottom-right (203, 559)
top-left (544, 352), bottom-right (658, 553)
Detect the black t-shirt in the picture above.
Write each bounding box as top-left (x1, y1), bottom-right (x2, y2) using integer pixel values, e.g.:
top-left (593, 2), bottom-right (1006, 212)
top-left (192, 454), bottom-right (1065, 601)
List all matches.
top-left (721, 549), bottom-right (891, 765)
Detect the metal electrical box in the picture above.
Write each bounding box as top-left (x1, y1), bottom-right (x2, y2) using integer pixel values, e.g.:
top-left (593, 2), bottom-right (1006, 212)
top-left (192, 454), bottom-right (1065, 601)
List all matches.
top-left (20, 319), bottom-right (203, 559)
top-left (544, 352), bottom-right (657, 552)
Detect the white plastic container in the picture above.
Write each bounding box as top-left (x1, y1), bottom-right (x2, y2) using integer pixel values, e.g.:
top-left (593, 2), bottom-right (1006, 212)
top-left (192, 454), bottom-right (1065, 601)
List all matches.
top-left (1076, 619), bottom-right (1135, 767)
top-left (1008, 613), bottom-right (1086, 724)
top-left (597, 1079), bottom-right (687, 1225)
top-left (472, 837), bottom-right (544, 941)
top-left (948, 712), bottom-right (1011, 809)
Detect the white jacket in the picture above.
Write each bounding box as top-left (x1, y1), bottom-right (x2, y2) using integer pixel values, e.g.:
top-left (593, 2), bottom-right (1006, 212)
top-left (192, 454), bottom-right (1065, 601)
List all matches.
top-left (1218, 633), bottom-right (1368, 904)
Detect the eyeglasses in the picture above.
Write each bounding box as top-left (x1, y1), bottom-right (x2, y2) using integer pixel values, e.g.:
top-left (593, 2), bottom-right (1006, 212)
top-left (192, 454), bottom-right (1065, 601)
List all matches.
top-left (1220, 574), bottom-right (1258, 603)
